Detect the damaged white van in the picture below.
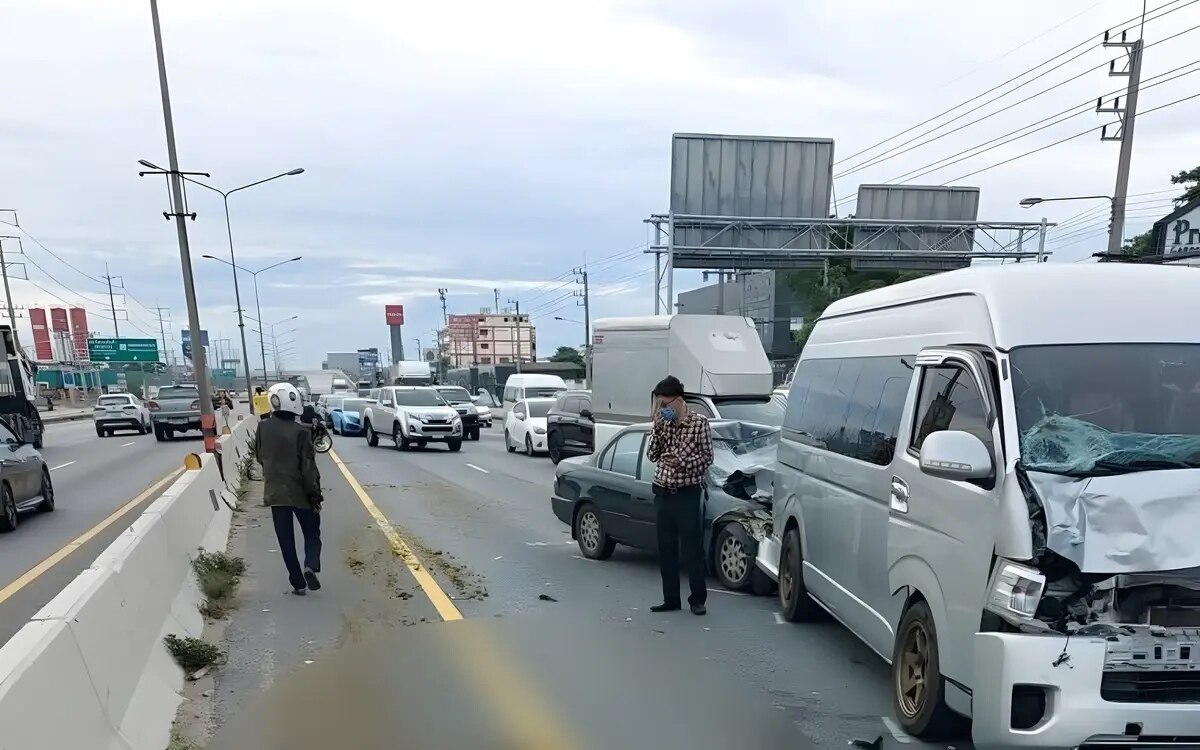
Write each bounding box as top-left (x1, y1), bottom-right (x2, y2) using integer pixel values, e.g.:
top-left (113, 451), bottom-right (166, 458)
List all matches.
top-left (755, 264), bottom-right (1200, 748)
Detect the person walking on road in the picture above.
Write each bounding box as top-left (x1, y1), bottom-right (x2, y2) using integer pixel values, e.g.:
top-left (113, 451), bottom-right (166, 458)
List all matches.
top-left (252, 386), bottom-right (271, 419)
top-left (646, 375), bottom-right (713, 616)
top-left (255, 382), bottom-right (324, 595)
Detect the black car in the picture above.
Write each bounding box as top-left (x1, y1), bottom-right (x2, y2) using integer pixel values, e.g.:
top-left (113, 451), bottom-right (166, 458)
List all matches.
top-left (551, 420), bottom-right (776, 593)
top-left (433, 386), bottom-right (481, 440)
top-left (546, 390), bottom-right (593, 464)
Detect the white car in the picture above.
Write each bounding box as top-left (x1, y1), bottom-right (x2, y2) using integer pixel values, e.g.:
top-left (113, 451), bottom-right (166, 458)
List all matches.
top-left (361, 386), bottom-right (463, 452)
top-left (93, 393), bottom-right (152, 437)
top-left (504, 397), bottom-right (555, 455)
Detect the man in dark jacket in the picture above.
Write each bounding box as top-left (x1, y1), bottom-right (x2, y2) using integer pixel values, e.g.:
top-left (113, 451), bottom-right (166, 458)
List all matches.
top-left (255, 382), bottom-right (324, 595)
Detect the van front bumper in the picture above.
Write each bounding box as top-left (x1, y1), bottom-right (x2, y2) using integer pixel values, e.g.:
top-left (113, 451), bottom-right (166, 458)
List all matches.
top-left (973, 632), bottom-right (1200, 749)
top-left (754, 534), bottom-right (780, 581)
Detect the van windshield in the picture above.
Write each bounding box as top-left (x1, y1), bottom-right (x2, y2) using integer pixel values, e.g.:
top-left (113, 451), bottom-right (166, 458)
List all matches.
top-left (712, 397), bottom-right (786, 426)
top-left (526, 387), bottom-right (565, 399)
top-left (1011, 343), bottom-right (1200, 476)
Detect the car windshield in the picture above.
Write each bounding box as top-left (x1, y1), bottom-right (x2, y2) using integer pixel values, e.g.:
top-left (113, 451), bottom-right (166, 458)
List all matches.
top-left (341, 398), bottom-right (370, 412)
top-left (158, 387), bottom-right (199, 399)
top-left (708, 422), bottom-right (782, 487)
top-left (526, 387), bottom-right (565, 399)
top-left (326, 397), bottom-right (345, 409)
top-left (438, 388), bottom-right (472, 403)
top-left (1011, 343), bottom-right (1200, 477)
top-left (526, 400), bottom-right (553, 418)
top-left (99, 396), bottom-right (129, 406)
top-left (395, 390), bottom-right (447, 407)
top-left (712, 397), bottom-right (786, 426)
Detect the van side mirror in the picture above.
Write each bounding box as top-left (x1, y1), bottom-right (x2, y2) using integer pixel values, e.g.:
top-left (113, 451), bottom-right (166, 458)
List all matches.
top-left (579, 408), bottom-right (593, 420)
top-left (919, 431), bottom-right (993, 481)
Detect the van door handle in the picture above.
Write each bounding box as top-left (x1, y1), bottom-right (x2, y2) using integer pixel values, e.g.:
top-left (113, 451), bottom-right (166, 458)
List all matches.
top-left (890, 476), bottom-right (909, 513)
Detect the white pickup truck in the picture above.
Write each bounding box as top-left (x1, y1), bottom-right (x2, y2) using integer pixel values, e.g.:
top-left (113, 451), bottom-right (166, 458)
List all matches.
top-left (361, 386), bottom-right (463, 452)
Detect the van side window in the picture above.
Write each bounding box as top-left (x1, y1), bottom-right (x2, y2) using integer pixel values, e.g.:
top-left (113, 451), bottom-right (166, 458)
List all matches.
top-left (911, 364), bottom-right (993, 453)
top-left (684, 398), bottom-right (715, 418)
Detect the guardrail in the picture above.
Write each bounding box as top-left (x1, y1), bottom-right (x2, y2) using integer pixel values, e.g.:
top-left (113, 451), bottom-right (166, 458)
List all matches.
top-left (0, 415), bottom-right (256, 748)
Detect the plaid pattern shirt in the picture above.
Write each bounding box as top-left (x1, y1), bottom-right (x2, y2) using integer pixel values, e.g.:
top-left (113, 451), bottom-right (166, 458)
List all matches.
top-left (647, 410), bottom-right (713, 489)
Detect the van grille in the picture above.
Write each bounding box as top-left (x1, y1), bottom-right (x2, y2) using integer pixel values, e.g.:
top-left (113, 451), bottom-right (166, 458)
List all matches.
top-left (1101, 671), bottom-right (1200, 703)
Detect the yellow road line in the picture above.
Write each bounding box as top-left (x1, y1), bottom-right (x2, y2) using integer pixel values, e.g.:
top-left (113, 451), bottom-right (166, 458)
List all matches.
top-left (329, 449), bottom-right (462, 621)
top-left (0, 466), bottom-right (185, 606)
top-left (329, 449), bottom-right (582, 750)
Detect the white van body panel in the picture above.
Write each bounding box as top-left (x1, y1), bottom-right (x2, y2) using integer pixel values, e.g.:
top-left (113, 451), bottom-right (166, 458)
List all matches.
top-left (501, 374), bottom-right (568, 414)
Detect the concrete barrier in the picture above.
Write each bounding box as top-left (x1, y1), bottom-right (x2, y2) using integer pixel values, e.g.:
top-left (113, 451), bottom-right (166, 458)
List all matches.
top-left (0, 417), bottom-right (257, 749)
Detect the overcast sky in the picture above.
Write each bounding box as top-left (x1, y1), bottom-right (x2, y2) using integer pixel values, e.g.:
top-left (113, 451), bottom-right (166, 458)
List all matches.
top-left (1, 0), bottom-right (1197, 370)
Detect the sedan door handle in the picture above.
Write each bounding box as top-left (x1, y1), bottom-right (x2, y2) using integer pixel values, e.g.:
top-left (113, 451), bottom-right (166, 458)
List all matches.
top-left (890, 476), bottom-right (910, 514)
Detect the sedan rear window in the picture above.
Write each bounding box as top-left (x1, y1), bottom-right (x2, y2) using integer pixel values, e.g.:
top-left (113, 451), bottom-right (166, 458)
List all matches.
top-left (158, 387), bottom-right (199, 399)
top-left (99, 396), bottom-right (131, 406)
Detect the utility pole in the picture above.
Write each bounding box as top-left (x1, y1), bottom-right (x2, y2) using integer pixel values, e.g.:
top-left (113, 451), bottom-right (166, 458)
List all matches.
top-left (1098, 30), bottom-right (1144, 257)
top-left (508, 298), bottom-right (523, 373)
top-left (573, 267), bottom-right (591, 388)
top-left (103, 262), bottom-right (121, 338)
top-left (144, 0), bottom-right (215, 447)
top-left (0, 238), bottom-right (18, 331)
top-left (494, 288), bottom-right (500, 314)
top-left (152, 303), bottom-right (171, 368)
top-left (437, 287), bottom-right (449, 368)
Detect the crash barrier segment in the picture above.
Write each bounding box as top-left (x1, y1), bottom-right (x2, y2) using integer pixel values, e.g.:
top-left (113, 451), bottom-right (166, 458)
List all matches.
top-left (0, 417), bottom-right (257, 750)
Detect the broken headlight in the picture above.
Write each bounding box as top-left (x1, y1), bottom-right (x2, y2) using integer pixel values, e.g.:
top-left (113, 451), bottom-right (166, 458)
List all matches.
top-left (986, 560), bottom-right (1046, 624)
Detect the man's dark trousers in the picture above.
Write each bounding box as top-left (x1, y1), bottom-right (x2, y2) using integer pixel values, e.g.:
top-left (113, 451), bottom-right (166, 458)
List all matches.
top-left (271, 506), bottom-right (322, 591)
top-left (654, 484), bottom-right (707, 607)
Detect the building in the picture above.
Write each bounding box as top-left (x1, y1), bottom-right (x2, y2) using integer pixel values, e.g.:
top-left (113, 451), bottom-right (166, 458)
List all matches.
top-left (676, 271), bottom-right (808, 379)
top-left (441, 311), bottom-right (536, 368)
top-left (1146, 195), bottom-right (1200, 267)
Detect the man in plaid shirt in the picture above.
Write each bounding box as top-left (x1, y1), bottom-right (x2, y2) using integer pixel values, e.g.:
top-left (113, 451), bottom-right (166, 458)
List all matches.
top-left (647, 375), bottom-right (713, 615)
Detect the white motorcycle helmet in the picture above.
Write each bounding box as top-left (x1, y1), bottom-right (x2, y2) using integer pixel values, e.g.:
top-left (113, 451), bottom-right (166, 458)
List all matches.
top-left (268, 382), bottom-right (304, 416)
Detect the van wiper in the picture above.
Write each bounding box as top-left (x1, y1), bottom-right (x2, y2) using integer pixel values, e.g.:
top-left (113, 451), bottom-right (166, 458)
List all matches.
top-left (1080, 457), bottom-right (1197, 476)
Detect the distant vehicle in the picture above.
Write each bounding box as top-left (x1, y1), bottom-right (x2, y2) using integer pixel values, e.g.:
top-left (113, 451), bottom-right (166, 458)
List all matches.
top-left (503, 397), bottom-right (555, 455)
top-left (589, 315), bottom-right (777, 454)
top-left (361, 386), bottom-right (462, 451)
top-left (315, 394), bottom-right (344, 426)
top-left (148, 385), bottom-right (202, 441)
top-left (433, 386), bottom-right (481, 440)
top-left (551, 421), bottom-right (776, 593)
top-left (330, 377), bottom-right (354, 394)
top-left (470, 390), bottom-right (496, 428)
top-left (391, 361), bottom-right (434, 387)
top-left (546, 390), bottom-right (593, 463)
top-left (500, 373), bottom-right (567, 414)
top-left (0, 416), bottom-right (54, 532)
top-left (93, 393), bottom-right (152, 437)
top-left (330, 397), bottom-right (371, 436)
top-left (0, 325), bottom-right (43, 449)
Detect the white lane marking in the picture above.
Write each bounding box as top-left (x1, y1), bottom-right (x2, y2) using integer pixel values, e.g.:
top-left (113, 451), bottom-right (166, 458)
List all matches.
top-left (50, 461), bottom-right (76, 471)
top-left (572, 555), bottom-right (598, 563)
top-left (466, 463), bottom-right (489, 474)
top-left (707, 588), bottom-right (750, 597)
top-left (121, 441), bottom-right (136, 447)
top-left (773, 612), bottom-right (786, 625)
top-left (525, 541), bottom-right (549, 546)
top-left (881, 715), bottom-right (912, 744)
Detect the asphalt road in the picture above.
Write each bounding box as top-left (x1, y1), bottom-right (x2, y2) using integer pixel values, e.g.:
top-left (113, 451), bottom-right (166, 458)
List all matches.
top-left (318, 426), bottom-right (965, 749)
top-left (0, 414), bottom-right (230, 645)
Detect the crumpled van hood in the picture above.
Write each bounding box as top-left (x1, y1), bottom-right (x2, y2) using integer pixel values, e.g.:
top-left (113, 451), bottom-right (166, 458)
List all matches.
top-left (1028, 469), bottom-right (1200, 574)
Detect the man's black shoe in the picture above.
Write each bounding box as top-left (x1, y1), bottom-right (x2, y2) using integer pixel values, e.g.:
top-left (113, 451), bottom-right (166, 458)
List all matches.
top-left (304, 568), bottom-right (322, 591)
top-left (650, 602), bottom-right (681, 612)
top-left (690, 604), bottom-right (707, 616)
top-left (292, 588), bottom-right (307, 596)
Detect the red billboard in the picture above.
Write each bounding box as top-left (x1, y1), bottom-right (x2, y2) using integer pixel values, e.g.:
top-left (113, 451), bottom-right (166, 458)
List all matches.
top-left (29, 308), bottom-right (53, 361)
top-left (49, 307), bottom-right (69, 332)
top-left (69, 307), bottom-right (89, 360)
top-left (385, 305), bottom-right (404, 326)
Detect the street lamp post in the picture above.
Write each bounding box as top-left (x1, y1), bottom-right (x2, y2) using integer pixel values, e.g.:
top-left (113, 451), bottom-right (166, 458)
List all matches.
top-left (142, 161), bottom-right (303, 396)
top-left (1020, 195), bottom-right (1114, 261)
top-left (202, 255), bottom-right (301, 384)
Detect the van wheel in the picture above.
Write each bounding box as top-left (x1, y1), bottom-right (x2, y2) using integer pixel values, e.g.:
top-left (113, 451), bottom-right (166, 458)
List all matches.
top-left (892, 600), bottom-right (959, 739)
top-left (713, 524), bottom-right (753, 591)
top-left (779, 528), bottom-right (823, 621)
top-left (365, 421), bottom-right (379, 447)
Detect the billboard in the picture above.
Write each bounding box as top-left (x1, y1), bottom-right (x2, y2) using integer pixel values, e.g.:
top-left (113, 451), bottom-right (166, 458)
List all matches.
top-left (852, 185), bottom-right (979, 269)
top-left (181, 328), bottom-right (209, 359)
top-left (385, 305), bottom-right (404, 326)
top-left (29, 308), bottom-right (52, 360)
top-left (69, 307), bottom-right (89, 361)
top-left (50, 307), bottom-right (69, 332)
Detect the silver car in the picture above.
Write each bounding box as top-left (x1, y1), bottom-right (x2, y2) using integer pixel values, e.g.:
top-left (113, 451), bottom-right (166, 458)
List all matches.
top-left (0, 417), bottom-right (54, 532)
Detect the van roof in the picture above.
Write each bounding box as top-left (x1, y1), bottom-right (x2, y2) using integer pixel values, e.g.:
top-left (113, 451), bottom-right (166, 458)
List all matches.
top-left (821, 264), bottom-right (1200, 348)
top-left (593, 314), bottom-right (750, 331)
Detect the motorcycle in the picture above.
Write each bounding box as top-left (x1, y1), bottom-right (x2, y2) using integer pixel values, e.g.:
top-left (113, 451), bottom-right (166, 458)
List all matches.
top-left (311, 419), bottom-right (333, 453)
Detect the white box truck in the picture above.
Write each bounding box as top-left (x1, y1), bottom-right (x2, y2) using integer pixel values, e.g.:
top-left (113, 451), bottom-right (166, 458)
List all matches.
top-left (589, 315), bottom-right (780, 452)
top-left (390, 361), bottom-right (434, 386)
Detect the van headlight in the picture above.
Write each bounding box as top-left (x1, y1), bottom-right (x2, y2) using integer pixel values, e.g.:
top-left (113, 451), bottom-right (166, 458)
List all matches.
top-left (985, 560), bottom-right (1046, 623)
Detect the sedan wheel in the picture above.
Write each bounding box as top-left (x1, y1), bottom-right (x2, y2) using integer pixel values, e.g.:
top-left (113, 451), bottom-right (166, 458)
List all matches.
top-left (525, 435), bottom-right (534, 456)
top-left (574, 504), bottom-right (615, 560)
top-left (0, 485), bottom-right (17, 532)
top-left (38, 470), bottom-right (54, 513)
top-left (505, 430), bottom-right (515, 453)
top-left (713, 524), bottom-right (753, 591)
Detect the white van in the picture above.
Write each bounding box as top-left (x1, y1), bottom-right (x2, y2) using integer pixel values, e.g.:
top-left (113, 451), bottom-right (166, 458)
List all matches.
top-left (501, 373), bottom-right (567, 414)
top-left (756, 264), bottom-right (1200, 748)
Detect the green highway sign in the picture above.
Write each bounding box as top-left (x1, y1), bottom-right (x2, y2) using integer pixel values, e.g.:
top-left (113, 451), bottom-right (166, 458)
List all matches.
top-left (87, 337), bottom-right (160, 363)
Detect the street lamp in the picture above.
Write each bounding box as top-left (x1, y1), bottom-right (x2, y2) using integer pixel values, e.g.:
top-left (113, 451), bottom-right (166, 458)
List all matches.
top-left (1020, 195), bottom-right (1114, 262)
top-left (202, 256), bottom-right (300, 383)
top-left (1019, 195), bottom-right (1112, 208)
top-left (553, 316), bottom-right (582, 324)
top-left (141, 160), bottom-right (303, 396)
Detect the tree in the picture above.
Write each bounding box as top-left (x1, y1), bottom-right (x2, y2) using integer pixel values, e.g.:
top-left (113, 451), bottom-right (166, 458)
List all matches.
top-left (549, 345), bottom-right (584, 366)
top-left (1122, 164), bottom-right (1200, 258)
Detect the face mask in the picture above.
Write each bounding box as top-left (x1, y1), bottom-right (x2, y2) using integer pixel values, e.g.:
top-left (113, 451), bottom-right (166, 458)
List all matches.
top-left (659, 406), bottom-right (676, 422)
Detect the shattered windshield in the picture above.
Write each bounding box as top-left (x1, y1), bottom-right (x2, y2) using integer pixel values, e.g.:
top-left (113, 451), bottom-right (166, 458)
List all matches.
top-left (1011, 344), bottom-right (1200, 476)
top-left (708, 422), bottom-right (781, 485)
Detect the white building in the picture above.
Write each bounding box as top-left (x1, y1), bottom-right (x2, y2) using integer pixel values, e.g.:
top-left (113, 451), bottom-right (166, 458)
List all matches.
top-left (441, 311), bottom-right (536, 368)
